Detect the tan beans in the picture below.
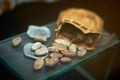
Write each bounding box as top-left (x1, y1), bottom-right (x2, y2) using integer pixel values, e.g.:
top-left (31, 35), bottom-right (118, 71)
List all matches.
top-left (33, 58), bottom-right (44, 70)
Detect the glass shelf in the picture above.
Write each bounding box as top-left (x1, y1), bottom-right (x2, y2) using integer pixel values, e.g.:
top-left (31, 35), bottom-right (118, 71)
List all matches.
top-left (0, 22), bottom-right (119, 80)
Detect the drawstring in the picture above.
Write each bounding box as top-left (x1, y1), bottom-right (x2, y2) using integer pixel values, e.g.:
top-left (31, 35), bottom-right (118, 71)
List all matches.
top-left (96, 33), bottom-right (116, 47)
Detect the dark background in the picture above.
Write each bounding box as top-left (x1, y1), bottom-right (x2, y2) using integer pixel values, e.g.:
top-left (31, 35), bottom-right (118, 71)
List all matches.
top-left (0, 0), bottom-right (120, 80)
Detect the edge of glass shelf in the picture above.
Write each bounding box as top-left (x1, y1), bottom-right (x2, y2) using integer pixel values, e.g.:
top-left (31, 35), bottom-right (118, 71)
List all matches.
top-left (44, 38), bottom-right (120, 80)
top-left (0, 22), bottom-right (119, 80)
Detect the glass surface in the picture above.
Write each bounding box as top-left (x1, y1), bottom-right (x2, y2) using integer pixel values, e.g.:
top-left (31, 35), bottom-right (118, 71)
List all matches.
top-left (0, 22), bottom-right (119, 80)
